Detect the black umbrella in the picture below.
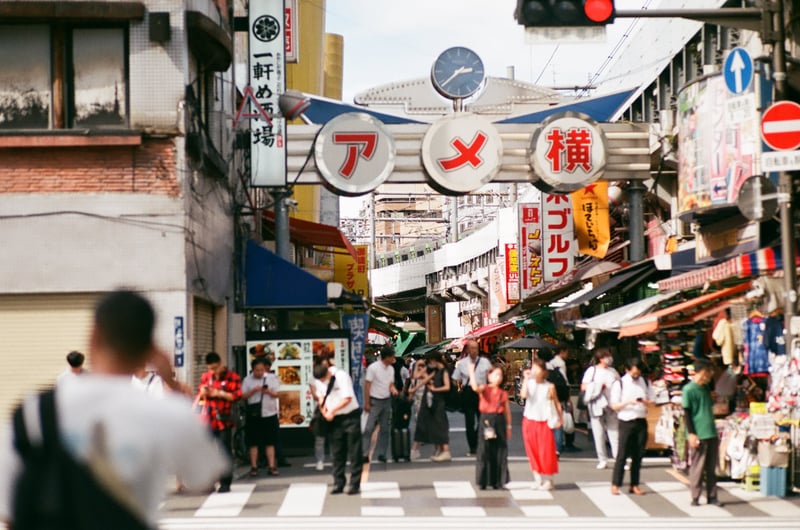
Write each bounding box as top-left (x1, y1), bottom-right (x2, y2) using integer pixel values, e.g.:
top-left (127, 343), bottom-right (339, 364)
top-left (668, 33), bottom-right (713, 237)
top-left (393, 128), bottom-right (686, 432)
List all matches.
top-left (499, 335), bottom-right (555, 351)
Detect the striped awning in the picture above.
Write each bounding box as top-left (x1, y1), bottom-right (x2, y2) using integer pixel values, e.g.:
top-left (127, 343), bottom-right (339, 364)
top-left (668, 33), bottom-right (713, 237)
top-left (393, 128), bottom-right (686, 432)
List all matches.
top-left (736, 247), bottom-right (781, 277)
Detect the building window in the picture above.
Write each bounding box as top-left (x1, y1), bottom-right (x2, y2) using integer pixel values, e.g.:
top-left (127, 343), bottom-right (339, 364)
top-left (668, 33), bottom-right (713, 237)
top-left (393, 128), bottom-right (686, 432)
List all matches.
top-left (0, 24), bottom-right (128, 130)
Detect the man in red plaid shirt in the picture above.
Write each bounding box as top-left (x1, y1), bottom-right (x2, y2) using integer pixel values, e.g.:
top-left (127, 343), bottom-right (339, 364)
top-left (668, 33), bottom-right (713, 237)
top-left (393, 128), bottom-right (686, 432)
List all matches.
top-left (198, 352), bottom-right (242, 493)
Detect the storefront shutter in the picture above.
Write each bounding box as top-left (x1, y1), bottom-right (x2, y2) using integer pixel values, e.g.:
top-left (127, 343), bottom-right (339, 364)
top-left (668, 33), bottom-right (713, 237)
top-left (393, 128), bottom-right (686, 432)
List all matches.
top-left (192, 298), bottom-right (215, 391)
top-left (0, 293), bottom-right (98, 426)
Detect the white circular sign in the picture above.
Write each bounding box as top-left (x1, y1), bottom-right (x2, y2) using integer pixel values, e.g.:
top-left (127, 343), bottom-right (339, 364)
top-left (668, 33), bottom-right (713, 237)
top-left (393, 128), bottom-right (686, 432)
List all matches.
top-left (529, 112), bottom-right (608, 194)
top-left (314, 112), bottom-right (396, 196)
top-left (421, 113), bottom-right (503, 194)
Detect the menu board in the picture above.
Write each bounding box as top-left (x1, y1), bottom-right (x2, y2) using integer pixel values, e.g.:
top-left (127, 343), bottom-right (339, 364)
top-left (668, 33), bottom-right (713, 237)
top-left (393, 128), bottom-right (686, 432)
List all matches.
top-left (245, 331), bottom-right (350, 428)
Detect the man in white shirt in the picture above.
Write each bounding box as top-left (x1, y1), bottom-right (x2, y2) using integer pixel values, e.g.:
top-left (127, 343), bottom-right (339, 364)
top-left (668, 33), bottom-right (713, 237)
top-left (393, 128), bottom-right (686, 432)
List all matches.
top-left (609, 357), bottom-right (653, 496)
top-left (241, 357), bottom-right (281, 476)
top-left (315, 359), bottom-right (363, 495)
top-left (451, 339), bottom-right (492, 455)
top-left (361, 346), bottom-right (398, 463)
top-left (581, 349), bottom-right (620, 469)
top-left (0, 290), bottom-right (227, 528)
top-left (56, 350), bottom-right (87, 383)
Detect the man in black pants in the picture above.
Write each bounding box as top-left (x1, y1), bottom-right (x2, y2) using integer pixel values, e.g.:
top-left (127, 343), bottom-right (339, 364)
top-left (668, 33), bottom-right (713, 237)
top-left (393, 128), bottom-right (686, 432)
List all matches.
top-left (314, 360), bottom-right (363, 495)
top-left (451, 339), bottom-right (492, 456)
top-left (609, 357), bottom-right (652, 496)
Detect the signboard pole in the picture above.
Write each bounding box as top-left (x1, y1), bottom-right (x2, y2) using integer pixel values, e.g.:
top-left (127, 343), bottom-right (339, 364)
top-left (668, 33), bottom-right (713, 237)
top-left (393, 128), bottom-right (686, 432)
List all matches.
top-left (771, 0), bottom-right (799, 352)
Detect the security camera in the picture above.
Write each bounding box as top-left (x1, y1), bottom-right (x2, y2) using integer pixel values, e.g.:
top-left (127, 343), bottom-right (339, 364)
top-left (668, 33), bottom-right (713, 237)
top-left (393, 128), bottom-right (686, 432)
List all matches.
top-left (284, 198), bottom-right (298, 207)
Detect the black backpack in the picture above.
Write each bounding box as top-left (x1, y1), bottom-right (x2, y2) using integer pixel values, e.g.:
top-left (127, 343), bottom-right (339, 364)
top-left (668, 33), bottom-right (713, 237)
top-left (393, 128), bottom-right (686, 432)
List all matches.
top-left (12, 389), bottom-right (150, 530)
top-left (547, 368), bottom-right (570, 403)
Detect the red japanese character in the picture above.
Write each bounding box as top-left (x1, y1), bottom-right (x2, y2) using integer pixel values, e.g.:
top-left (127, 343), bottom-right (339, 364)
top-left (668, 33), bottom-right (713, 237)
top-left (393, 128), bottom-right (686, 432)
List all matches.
top-left (548, 258), bottom-right (570, 277)
top-left (546, 209), bottom-right (571, 230)
top-left (565, 128), bottom-right (592, 172)
top-left (545, 129), bottom-right (565, 172)
top-left (547, 233), bottom-right (570, 253)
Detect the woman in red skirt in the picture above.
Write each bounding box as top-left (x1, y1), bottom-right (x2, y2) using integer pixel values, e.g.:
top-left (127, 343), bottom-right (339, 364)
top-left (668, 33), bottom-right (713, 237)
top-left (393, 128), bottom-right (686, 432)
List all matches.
top-left (520, 357), bottom-right (562, 490)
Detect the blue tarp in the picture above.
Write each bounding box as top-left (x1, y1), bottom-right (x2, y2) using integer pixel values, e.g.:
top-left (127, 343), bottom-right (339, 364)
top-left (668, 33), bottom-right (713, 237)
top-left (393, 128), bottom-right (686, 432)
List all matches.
top-left (245, 240), bottom-right (328, 308)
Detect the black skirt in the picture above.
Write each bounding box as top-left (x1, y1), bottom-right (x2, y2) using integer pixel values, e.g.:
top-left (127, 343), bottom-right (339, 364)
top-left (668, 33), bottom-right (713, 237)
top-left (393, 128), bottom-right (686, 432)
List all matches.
top-left (476, 413), bottom-right (510, 489)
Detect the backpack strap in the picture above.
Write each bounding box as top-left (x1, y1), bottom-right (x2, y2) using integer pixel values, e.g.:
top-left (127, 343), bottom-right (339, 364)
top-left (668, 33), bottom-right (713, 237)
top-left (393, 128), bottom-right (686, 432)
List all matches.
top-left (38, 389), bottom-right (59, 451)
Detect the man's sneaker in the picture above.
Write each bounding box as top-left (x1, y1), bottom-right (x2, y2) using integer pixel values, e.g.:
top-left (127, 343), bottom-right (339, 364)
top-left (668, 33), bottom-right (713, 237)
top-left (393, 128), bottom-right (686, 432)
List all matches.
top-left (217, 484), bottom-right (231, 494)
top-left (315, 461), bottom-right (324, 471)
top-left (596, 461), bottom-right (608, 470)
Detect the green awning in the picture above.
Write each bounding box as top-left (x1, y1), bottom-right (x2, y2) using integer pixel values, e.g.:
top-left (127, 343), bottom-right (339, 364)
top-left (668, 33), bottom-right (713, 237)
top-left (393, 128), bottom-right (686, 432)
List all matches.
top-left (394, 331), bottom-right (425, 356)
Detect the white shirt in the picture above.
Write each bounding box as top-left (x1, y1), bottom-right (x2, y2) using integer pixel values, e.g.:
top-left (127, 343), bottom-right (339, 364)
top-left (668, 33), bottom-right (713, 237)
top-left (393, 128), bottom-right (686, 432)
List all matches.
top-left (0, 375), bottom-right (227, 526)
top-left (323, 366), bottom-right (359, 416)
top-left (609, 373), bottom-right (652, 421)
top-left (523, 380), bottom-right (554, 421)
top-left (581, 364), bottom-right (620, 403)
top-left (546, 355), bottom-right (568, 382)
top-left (131, 372), bottom-right (165, 399)
top-left (242, 372), bottom-right (280, 417)
top-left (452, 355), bottom-right (492, 386)
top-left (56, 368), bottom-right (86, 383)
top-left (365, 360), bottom-right (395, 399)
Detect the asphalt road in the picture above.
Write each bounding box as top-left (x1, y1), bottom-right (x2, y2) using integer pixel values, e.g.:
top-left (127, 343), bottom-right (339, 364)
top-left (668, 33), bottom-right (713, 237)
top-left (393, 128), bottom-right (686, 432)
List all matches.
top-left (158, 404), bottom-right (800, 529)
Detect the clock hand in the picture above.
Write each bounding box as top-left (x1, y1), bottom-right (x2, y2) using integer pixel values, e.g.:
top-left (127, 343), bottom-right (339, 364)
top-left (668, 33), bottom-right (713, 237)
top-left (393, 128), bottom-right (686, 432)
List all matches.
top-left (441, 66), bottom-right (473, 87)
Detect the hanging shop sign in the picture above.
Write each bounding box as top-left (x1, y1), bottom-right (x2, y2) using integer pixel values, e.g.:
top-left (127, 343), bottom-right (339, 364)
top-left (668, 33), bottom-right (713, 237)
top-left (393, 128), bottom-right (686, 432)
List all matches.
top-left (247, 0), bottom-right (286, 187)
top-left (518, 202), bottom-right (543, 300)
top-left (334, 244), bottom-right (369, 298)
top-left (529, 112), bottom-right (608, 194)
top-left (246, 331), bottom-right (350, 428)
top-left (572, 181), bottom-right (610, 258)
top-left (542, 194), bottom-right (575, 282)
top-left (284, 0), bottom-right (298, 63)
top-left (505, 243), bottom-right (520, 305)
top-left (342, 313), bottom-right (368, 407)
top-left (315, 113), bottom-right (396, 196)
top-left (489, 260), bottom-right (509, 319)
top-left (421, 113), bottom-right (503, 194)
top-left (676, 75), bottom-right (759, 216)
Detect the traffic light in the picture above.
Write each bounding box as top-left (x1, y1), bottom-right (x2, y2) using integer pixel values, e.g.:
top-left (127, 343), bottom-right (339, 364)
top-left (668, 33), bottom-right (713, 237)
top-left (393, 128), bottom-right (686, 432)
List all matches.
top-left (515, 0), bottom-right (615, 27)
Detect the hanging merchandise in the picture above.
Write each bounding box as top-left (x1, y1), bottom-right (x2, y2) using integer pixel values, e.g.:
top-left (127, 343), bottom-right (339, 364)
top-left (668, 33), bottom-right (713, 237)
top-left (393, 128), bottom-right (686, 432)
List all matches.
top-left (743, 309), bottom-right (770, 375)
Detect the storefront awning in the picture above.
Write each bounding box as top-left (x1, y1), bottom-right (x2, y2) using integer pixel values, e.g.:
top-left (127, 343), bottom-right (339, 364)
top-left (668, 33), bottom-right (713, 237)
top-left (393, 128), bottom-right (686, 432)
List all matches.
top-left (657, 257), bottom-right (739, 292)
top-left (574, 292), bottom-right (680, 333)
top-left (559, 260), bottom-right (657, 310)
top-left (446, 321), bottom-right (517, 351)
top-left (618, 281), bottom-right (752, 338)
top-left (245, 240), bottom-right (328, 308)
top-left (262, 210), bottom-right (357, 260)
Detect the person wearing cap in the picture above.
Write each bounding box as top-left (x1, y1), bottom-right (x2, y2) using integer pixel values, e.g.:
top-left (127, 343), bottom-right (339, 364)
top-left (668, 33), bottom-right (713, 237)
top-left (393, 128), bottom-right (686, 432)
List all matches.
top-left (361, 345), bottom-right (398, 463)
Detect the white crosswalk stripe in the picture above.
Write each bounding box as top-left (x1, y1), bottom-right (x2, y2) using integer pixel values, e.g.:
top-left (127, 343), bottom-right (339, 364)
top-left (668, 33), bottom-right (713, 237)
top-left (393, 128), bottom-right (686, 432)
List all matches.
top-left (193, 484), bottom-right (255, 517)
top-left (277, 483), bottom-right (327, 516)
top-left (646, 481), bottom-right (731, 517)
top-left (577, 481), bottom-right (649, 517)
top-left (433, 481), bottom-right (476, 499)
top-left (719, 482), bottom-right (800, 517)
top-left (507, 481), bottom-right (554, 500)
top-left (360, 481), bottom-right (402, 499)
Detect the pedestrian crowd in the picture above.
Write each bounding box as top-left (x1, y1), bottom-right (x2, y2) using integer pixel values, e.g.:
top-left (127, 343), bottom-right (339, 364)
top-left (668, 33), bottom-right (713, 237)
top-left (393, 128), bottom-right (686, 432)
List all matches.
top-left (0, 294), bottom-right (718, 529)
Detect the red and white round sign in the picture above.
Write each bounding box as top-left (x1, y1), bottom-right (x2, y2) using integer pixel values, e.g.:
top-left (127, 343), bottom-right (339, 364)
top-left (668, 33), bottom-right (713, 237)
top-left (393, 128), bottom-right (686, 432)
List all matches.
top-left (529, 112), bottom-right (608, 194)
top-left (421, 113), bottom-right (503, 194)
top-left (761, 100), bottom-right (800, 151)
top-left (314, 113), bottom-right (396, 196)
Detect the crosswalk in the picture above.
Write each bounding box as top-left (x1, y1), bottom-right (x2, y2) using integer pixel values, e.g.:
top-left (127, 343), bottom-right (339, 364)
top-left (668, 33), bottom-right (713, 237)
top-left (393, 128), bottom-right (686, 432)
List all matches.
top-left (158, 479), bottom-right (800, 523)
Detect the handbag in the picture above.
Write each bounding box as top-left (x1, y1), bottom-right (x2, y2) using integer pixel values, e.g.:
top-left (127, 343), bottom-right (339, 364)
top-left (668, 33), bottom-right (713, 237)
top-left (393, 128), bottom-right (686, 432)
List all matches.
top-left (577, 366), bottom-right (596, 410)
top-left (562, 410), bottom-right (575, 434)
top-left (309, 376), bottom-right (336, 438)
top-left (246, 376), bottom-right (266, 420)
top-left (546, 399), bottom-right (561, 429)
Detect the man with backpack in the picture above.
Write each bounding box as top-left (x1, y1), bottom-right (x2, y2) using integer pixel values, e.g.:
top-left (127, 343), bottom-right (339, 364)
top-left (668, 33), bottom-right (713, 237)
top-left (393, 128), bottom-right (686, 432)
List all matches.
top-left (0, 290), bottom-right (227, 529)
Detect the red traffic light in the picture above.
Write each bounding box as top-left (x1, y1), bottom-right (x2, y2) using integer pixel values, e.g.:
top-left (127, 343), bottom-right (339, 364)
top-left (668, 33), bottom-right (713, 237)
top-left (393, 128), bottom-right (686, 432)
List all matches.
top-left (583, 0), bottom-right (614, 23)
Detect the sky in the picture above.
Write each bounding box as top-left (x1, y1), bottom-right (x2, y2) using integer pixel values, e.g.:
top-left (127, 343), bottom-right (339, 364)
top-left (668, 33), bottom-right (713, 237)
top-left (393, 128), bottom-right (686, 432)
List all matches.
top-left (323, 0), bottom-right (654, 216)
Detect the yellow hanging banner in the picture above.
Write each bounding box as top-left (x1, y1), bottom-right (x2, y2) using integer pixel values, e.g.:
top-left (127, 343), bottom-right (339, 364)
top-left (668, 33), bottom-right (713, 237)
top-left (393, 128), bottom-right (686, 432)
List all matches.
top-left (334, 244), bottom-right (370, 298)
top-left (571, 181), bottom-right (610, 258)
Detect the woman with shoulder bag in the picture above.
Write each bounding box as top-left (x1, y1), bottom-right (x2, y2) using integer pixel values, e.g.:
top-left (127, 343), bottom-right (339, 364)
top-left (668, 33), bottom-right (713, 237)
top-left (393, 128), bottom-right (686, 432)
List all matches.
top-left (468, 362), bottom-right (511, 490)
top-left (520, 358), bottom-right (561, 490)
top-left (581, 349), bottom-right (620, 470)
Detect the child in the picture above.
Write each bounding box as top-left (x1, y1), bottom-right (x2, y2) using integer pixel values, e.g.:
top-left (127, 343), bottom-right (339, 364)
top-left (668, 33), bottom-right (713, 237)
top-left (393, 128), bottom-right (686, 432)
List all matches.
top-left (468, 362), bottom-right (511, 489)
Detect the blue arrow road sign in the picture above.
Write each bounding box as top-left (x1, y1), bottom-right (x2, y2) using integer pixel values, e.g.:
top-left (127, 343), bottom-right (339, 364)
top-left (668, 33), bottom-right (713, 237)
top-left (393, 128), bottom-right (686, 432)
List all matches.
top-left (724, 47), bottom-right (753, 95)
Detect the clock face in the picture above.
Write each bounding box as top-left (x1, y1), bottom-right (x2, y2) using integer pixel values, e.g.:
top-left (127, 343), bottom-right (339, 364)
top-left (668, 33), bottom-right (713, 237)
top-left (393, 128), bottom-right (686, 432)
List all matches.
top-left (431, 47), bottom-right (485, 100)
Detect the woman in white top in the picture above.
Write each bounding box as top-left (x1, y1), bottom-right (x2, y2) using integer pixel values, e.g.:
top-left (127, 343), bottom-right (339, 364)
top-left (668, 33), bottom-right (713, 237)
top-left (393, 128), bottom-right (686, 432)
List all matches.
top-left (520, 357), bottom-right (562, 490)
top-left (609, 357), bottom-right (652, 496)
top-left (581, 349), bottom-right (620, 469)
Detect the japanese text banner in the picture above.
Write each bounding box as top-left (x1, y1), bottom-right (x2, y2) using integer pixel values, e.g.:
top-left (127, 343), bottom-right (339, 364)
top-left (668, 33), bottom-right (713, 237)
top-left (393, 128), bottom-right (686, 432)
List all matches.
top-left (572, 181), bottom-right (610, 259)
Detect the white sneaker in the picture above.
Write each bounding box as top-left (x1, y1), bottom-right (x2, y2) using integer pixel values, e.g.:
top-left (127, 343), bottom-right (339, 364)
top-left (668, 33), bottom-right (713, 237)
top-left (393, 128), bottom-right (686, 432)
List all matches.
top-left (410, 449), bottom-right (421, 460)
top-left (596, 461), bottom-right (608, 470)
top-left (315, 461), bottom-right (324, 471)
top-left (433, 450), bottom-right (452, 462)
top-left (541, 480), bottom-right (554, 491)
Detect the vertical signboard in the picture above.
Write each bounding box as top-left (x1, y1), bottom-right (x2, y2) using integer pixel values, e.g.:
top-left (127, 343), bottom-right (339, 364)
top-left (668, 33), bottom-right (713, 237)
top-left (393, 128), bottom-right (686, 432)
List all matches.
top-left (173, 316), bottom-right (185, 368)
top-left (246, 331), bottom-right (350, 428)
top-left (334, 244), bottom-right (369, 298)
top-left (342, 313), bottom-right (368, 406)
top-left (248, 0), bottom-right (287, 186)
top-left (519, 203), bottom-right (543, 300)
top-left (488, 260), bottom-right (508, 318)
top-left (542, 194), bottom-right (575, 281)
top-left (504, 243), bottom-right (519, 305)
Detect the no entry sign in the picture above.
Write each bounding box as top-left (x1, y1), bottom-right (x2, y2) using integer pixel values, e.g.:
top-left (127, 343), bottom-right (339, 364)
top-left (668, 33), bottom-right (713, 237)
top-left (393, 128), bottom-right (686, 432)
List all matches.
top-left (761, 100), bottom-right (800, 151)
